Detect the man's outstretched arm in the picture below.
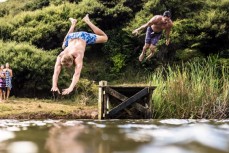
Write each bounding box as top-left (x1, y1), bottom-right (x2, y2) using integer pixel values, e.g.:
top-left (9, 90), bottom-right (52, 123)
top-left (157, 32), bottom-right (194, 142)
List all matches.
top-left (62, 57), bottom-right (83, 95)
top-left (51, 56), bottom-right (62, 94)
top-left (132, 16), bottom-right (158, 35)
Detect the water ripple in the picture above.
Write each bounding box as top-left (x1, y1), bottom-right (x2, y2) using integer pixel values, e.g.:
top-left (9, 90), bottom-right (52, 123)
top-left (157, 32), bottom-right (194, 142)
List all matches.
top-left (0, 130), bottom-right (15, 142)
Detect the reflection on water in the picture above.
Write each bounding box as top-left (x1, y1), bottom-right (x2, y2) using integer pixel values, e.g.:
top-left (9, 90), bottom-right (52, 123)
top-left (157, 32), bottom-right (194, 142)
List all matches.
top-left (0, 119), bottom-right (229, 153)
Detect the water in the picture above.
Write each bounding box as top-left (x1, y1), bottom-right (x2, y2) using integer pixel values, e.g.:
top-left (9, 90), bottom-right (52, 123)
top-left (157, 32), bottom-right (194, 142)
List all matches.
top-left (0, 0), bottom-right (7, 3)
top-left (0, 119), bottom-right (229, 153)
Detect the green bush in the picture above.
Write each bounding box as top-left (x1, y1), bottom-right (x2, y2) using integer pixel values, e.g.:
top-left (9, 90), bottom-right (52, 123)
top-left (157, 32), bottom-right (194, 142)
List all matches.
top-left (0, 0), bottom-right (228, 100)
top-left (0, 41), bottom-right (56, 97)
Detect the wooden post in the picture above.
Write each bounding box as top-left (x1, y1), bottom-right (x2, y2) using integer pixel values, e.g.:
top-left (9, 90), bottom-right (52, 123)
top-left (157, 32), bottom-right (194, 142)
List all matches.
top-left (98, 81), bottom-right (107, 120)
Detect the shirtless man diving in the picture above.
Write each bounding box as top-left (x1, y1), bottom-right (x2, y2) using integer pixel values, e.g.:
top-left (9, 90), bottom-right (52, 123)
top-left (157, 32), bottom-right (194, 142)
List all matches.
top-left (51, 14), bottom-right (108, 95)
top-left (132, 11), bottom-right (173, 62)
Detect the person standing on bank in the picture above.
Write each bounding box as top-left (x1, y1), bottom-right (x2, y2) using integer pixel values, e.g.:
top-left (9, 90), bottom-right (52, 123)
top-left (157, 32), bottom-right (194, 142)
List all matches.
top-left (4, 63), bottom-right (13, 100)
top-left (132, 11), bottom-right (173, 62)
top-left (51, 14), bottom-right (108, 95)
top-left (0, 65), bottom-right (6, 102)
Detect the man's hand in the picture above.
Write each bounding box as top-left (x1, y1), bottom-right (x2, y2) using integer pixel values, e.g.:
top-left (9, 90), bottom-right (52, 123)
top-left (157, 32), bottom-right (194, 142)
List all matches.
top-left (166, 38), bottom-right (170, 46)
top-left (62, 87), bottom-right (74, 95)
top-left (132, 29), bottom-right (140, 35)
top-left (51, 86), bottom-right (61, 94)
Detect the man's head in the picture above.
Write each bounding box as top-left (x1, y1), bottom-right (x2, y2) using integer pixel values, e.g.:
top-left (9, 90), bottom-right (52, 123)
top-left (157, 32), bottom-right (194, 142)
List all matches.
top-left (163, 11), bottom-right (171, 18)
top-left (60, 53), bottom-right (74, 67)
top-left (162, 11), bottom-right (171, 23)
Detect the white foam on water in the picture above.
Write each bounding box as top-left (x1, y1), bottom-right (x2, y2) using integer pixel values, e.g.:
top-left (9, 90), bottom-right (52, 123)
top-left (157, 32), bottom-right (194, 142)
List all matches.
top-left (95, 123), bottom-right (106, 128)
top-left (137, 146), bottom-right (195, 153)
top-left (34, 122), bottom-right (46, 126)
top-left (43, 119), bottom-right (60, 124)
top-left (7, 141), bottom-right (38, 153)
top-left (135, 124), bottom-right (229, 152)
top-left (0, 0), bottom-right (7, 2)
top-left (118, 124), bottom-right (158, 129)
top-left (6, 126), bottom-right (20, 132)
top-left (125, 132), bottom-right (152, 142)
top-left (64, 120), bottom-right (83, 126)
top-left (0, 130), bottom-right (15, 142)
top-left (159, 119), bottom-right (193, 125)
top-left (219, 124), bottom-right (229, 129)
top-left (87, 121), bottom-right (106, 128)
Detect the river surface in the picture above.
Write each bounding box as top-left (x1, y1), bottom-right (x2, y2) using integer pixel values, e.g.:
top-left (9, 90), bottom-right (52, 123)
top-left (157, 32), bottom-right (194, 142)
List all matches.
top-left (0, 119), bottom-right (229, 153)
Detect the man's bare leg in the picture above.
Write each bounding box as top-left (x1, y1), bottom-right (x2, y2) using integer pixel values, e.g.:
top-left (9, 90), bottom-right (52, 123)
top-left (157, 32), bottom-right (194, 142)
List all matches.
top-left (146, 45), bottom-right (156, 60)
top-left (66, 18), bottom-right (77, 37)
top-left (62, 18), bottom-right (77, 49)
top-left (139, 44), bottom-right (149, 62)
top-left (83, 14), bottom-right (108, 43)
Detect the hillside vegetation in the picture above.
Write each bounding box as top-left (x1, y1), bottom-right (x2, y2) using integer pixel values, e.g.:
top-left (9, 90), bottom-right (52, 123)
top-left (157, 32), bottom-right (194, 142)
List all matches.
top-left (0, 0), bottom-right (228, 101)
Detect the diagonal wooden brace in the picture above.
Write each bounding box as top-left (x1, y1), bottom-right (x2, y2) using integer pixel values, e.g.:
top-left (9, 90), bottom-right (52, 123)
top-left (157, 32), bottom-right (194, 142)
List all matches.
top-left (108, 87), bottom-right (149, 117)
top-left (105, 87), bottom-right (128, 101)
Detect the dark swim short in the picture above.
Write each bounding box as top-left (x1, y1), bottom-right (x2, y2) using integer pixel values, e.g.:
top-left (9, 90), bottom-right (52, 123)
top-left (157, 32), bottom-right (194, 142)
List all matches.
top-left (145, 26), bottom-right (162, 45)
top-left (64, 31), bottom-right (97, 47)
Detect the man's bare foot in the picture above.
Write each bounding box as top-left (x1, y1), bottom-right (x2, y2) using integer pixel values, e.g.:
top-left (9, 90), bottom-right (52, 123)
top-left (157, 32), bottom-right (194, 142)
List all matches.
top-left (69, 17), bottom-right (77, 25)
top-left (139, 52), bottom-right (145, 62)
top-left (83, 14), bottom-right (90, 23)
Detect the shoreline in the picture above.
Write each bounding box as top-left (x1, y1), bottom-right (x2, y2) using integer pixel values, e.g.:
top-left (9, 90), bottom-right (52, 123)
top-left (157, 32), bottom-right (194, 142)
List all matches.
top-left (0, 98), bottom-right (98, 119)
top-left (0, 110), bottom-right (98, 120)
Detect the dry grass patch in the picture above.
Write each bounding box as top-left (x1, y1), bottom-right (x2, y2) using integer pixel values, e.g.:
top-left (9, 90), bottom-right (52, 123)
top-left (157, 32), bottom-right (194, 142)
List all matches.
top-left (0, 98), bottom-right (97, 119)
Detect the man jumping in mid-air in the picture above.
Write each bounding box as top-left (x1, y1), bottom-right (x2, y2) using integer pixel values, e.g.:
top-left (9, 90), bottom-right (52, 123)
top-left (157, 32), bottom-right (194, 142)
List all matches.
top-left (51, 14), bottom-right (108, 95)
top-left (132, 11), bottom-right (173, 62)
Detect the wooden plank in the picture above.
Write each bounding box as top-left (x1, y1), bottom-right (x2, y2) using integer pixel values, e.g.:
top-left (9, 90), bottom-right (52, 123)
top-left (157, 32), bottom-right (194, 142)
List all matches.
top-left (133, 103), bottom-right (147, 112)
top-left (108, 87), bottom-right (149, 117)
top-left (108, 86), bottom-right (156, 89)
top-left (103, 93), bottom-right (108, 118)
top-left (98, 81), bottom-right (105, 120)
top-left (107, 86), bottom-right (156, 95)
top-left (105, 87), bottom-right (134, 116)
top-left (105, 87), bottom-right (128, 101)
top-left (147, 89), bottom-right (153, 118)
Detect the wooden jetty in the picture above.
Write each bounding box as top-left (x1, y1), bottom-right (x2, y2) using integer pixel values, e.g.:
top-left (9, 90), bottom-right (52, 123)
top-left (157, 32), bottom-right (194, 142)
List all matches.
top-left (98, 81), bottom-right (156, 120)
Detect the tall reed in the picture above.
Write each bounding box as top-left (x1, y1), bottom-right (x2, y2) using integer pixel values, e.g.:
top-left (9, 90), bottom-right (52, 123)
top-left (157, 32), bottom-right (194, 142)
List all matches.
top-left (149, 56), bottom-right (229, 119)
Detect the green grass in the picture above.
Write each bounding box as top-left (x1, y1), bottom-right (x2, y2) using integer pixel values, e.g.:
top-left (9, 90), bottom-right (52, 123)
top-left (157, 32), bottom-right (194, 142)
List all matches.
top-left (149, 56), bottom-right (229, 119)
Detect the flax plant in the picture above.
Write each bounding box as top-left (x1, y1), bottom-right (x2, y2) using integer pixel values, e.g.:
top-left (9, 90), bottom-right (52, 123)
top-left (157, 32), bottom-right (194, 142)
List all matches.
top-left (150, 56), bottom-right (229, 119)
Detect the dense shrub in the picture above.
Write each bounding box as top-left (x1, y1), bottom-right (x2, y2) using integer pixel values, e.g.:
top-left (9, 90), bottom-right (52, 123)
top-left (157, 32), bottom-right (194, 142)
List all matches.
top-left (0, 0), bottom-right (228, 98)
top-left (0, 41), bottom-right (56, 97)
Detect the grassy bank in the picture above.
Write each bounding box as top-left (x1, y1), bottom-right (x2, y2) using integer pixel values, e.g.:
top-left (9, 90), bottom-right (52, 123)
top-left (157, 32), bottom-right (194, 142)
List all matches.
top-left (150, 56), bottom-right (229, 119)
top-left (0, 57), bottom-right (227, 120)
top-left (0, 98), bottom-right (97, 119)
